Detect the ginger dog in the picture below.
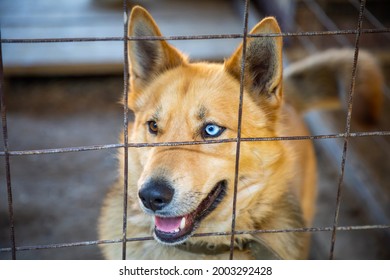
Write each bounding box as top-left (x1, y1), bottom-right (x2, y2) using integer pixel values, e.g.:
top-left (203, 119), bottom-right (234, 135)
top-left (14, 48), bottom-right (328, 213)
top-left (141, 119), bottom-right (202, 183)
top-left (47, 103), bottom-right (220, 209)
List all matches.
top-left (98, 6), bottom-right (383, 259)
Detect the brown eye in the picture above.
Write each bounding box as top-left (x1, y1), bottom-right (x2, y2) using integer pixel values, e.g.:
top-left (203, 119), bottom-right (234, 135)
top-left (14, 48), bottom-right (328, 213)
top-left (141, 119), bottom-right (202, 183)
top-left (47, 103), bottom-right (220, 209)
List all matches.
top-left (147, 121), bottom-right (158, 135)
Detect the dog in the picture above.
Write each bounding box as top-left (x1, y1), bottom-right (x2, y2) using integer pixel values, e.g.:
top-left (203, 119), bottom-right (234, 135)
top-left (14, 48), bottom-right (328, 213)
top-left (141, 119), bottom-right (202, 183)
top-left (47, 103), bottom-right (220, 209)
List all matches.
top-left (98, 6), bottom-right (384, 259)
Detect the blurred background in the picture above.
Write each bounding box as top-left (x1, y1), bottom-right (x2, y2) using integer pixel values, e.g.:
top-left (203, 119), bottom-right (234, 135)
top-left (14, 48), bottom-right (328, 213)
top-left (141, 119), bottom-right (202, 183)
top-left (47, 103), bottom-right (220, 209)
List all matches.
top-left (0, 0), bottom-right (389, 259)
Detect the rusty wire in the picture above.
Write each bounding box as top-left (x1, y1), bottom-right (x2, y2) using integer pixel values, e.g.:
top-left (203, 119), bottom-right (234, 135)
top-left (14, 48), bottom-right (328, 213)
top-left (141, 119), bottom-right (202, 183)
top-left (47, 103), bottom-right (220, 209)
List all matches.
top-left (0, 30), bottom-right (17, 260)
top-left (329, 0), bottom-right (367, 260)
top-left (1, 28), bottom-right (389, 44)
top-left (228, 0), bottom-right (251, 260)
top-left (0, 224), bottom-right (389, 254)
top-left (0, 131), bottom-right (389, 158)
top-left (0, 0), bottom-right (390, 260)
top-left (349, 0), bottom-right (390, 40)
top-left (120, 0), bottom-right (130, 261)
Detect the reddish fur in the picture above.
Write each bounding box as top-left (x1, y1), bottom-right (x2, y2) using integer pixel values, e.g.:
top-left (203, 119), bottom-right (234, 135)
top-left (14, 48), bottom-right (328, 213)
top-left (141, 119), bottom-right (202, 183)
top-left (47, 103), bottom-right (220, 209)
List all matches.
top-left (99, 6), bottom-right (383, 259)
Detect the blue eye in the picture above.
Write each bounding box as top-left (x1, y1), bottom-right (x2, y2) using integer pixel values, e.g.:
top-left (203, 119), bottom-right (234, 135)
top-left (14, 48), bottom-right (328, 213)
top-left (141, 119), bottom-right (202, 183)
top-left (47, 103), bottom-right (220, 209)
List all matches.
top-left (203, 123), bottom-right (225, 138)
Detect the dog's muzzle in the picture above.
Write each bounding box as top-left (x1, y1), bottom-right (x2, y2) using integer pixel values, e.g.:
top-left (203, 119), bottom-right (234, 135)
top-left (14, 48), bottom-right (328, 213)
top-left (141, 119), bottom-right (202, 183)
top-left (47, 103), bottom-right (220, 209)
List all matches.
top-left (138, 178), bottom-right (175, 212)
top-left (138, 179), bottom-right (227, 245)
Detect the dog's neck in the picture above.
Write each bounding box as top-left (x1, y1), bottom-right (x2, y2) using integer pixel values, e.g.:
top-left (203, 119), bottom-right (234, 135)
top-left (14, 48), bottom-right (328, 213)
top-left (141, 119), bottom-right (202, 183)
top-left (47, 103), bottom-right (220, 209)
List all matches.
top-left (175, 237), bottom-right (281, 259)
top-left (174, 190), bottom-right (304, 259)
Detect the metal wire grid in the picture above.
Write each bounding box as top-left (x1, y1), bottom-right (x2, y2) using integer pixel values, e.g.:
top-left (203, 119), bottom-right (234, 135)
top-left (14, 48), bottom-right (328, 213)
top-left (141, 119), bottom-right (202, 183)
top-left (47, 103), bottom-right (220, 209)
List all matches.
top-left (1, 0), bottom-right (390, 260)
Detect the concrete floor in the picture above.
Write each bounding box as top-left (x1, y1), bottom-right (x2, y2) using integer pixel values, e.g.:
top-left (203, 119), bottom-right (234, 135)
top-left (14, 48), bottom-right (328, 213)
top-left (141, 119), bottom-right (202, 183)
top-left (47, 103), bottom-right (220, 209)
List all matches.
top-left (0, 76), bottom-right (122, 259)
top-left (1, 76), bottom-right (389, 259)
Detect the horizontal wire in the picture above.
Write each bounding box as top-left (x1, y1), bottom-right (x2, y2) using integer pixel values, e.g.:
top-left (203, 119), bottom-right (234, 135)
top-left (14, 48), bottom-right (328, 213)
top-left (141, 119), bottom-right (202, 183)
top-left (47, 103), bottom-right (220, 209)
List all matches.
top-left (1, 28), bottom-right (389, 44)
top-left (0, 143), bottom-right (124, 156)
top-left (1, 224), bottom-right (389, 253)
top-left (1, 131), bottom-right (389, 157)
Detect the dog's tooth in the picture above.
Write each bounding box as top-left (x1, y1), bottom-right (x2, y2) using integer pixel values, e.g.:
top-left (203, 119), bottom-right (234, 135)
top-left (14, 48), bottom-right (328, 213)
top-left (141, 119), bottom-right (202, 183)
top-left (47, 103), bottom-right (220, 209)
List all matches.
top-left (180, 217), bottom-right (186, 230)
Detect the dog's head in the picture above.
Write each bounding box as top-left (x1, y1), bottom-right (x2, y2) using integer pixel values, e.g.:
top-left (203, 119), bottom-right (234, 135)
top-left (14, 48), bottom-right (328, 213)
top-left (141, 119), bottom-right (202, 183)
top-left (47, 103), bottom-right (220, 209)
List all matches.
top-left (126, 6), bottom-right (284, 245)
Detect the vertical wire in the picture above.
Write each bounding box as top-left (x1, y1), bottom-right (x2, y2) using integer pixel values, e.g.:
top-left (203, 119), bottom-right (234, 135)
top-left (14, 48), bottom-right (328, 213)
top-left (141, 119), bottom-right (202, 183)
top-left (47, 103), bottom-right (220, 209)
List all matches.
top-left (121, 0), bottom-right (130, 260)
top-left (349, 0), bottom-right (390, 40)
top-left (0, 30), bottom-right (17, 260)
top-left (329, 0), bottom-right (366, 260)
top-left (229, 0), bottom-right (250, 260)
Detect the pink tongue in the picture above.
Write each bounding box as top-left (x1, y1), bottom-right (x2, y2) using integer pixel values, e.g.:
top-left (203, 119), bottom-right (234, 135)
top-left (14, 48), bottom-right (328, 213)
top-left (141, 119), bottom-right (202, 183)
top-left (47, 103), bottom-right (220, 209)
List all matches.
top-left (155, 216), bottom-right (182, 233)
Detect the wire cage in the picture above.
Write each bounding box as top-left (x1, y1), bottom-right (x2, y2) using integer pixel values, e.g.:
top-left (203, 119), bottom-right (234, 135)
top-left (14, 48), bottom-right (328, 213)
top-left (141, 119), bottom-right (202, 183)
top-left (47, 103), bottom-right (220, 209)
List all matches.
top-left (1, 0), bottom-right (390, 260)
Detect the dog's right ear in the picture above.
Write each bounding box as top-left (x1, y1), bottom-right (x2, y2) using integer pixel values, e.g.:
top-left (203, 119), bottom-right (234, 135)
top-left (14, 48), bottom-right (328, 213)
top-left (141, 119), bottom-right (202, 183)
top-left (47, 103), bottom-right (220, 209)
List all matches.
top-left (225, 17), bottom-right (283, 109)
top-left (128, 6), bottom-right (186, 96)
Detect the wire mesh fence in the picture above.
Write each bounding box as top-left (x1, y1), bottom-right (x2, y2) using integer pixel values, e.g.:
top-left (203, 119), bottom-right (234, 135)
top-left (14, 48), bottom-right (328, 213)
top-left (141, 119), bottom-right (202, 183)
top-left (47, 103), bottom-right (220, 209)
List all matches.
top-left (1, 0), bottom-right (389, 260)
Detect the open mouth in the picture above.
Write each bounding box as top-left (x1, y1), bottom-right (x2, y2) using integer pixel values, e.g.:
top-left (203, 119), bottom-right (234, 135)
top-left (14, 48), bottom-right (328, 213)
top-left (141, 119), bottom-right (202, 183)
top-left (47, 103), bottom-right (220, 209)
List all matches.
top-left (153, 180), bottom-right (227, 245)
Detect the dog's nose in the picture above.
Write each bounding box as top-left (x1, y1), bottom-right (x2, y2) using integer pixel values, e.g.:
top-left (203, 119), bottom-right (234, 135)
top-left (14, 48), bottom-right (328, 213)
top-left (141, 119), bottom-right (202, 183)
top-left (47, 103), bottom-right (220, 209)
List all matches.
top-left (138, 178), bottom-right (174, 212)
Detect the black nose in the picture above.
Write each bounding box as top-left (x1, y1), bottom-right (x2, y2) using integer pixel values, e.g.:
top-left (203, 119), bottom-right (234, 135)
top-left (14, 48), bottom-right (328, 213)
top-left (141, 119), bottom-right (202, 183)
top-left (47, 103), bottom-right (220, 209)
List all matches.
top-left (138, 178), bottom-right (174, 212)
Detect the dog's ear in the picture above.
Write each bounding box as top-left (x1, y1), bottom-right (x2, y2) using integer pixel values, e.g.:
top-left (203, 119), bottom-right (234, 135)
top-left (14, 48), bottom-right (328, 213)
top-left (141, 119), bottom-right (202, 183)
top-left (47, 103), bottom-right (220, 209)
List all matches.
top-left (128, 6), bottom-right (186, 93)
top-left (225, 17), bottom-right (283, 107)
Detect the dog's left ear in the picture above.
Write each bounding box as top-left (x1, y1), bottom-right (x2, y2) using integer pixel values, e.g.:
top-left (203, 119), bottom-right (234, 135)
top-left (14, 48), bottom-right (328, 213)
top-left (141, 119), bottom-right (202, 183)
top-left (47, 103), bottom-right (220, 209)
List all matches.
top-left (128, 6), bottom-right (186, 94)
top-left (225, 17), bottom-right (283, 107)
